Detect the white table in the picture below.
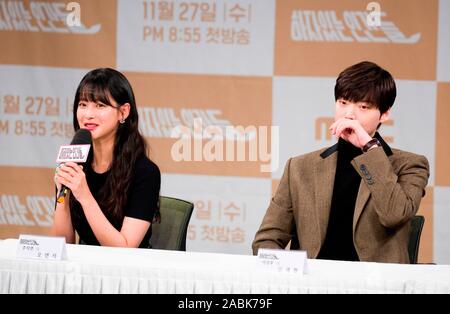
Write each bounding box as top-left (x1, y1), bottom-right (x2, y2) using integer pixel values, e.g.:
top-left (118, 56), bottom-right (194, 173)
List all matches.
top-left (1, 239), bottom-right (449, 293)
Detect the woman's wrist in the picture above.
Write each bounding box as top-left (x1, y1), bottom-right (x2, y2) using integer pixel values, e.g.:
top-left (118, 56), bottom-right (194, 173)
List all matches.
top-left (77, 191), bottom-right (96, 209)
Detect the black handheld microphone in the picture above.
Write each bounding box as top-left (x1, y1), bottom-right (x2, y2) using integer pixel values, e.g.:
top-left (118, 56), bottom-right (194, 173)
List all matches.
top-left (56, 129), bottom-right (92, 204)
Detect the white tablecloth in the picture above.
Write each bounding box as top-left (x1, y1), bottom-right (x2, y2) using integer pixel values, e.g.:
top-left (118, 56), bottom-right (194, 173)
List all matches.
top-left (1, 239), bottom-right (449, 293)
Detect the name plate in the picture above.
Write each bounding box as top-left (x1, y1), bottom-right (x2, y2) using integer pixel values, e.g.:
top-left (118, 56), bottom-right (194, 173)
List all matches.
top-left (56, 144), bottom-right (90, 163)
top-left (17, 234), bottom-right (67, 261)
top-left (257, 248), bottom-right (307, 275)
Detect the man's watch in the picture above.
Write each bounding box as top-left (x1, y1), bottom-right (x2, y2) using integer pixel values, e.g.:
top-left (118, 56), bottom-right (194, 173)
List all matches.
top-left (362, 138), bottom-right (381, 153)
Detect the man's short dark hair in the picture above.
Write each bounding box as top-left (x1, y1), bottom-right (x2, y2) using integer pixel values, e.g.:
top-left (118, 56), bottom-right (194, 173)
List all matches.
top-left (334, 61), bottom-right (396, 114)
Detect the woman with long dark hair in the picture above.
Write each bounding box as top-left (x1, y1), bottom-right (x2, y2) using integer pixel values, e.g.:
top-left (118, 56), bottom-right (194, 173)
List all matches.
top-left (52, 68), bottom-right (160, 248)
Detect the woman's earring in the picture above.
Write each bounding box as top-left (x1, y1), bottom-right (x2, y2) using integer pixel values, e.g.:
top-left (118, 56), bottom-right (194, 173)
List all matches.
top-left (120, 118), bottom-right (125, 124)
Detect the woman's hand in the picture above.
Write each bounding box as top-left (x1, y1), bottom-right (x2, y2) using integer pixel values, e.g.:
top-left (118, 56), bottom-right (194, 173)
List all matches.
top-left (55, 162), bottom-right (91, 203)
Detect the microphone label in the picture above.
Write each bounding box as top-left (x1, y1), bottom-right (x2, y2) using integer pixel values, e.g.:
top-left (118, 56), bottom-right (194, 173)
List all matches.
top-left (56, 144), bottom-right (91, 163)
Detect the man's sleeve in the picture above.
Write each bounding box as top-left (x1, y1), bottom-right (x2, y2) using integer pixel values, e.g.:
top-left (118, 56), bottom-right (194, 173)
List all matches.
top-left (352, 147), bottom-right (430, 228)
top-left (252, 158), bottom-right (296, 255)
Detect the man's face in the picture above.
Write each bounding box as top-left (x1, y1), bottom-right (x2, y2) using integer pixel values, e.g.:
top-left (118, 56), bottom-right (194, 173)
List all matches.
top-left (334, 98), bottom-right (390, 137)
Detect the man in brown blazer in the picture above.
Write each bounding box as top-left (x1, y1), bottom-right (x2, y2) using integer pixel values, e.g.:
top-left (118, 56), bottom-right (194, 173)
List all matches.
top-left (253, 61), bottom-right (429, 264)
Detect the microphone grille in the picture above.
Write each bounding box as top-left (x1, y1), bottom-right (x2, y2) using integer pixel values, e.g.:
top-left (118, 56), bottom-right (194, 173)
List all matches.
top-left (70, 128), bottom-right (92, 145)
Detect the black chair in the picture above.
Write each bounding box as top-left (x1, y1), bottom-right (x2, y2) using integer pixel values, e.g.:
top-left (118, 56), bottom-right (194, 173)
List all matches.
top-left (150, 196), bottom-right (194, 251)
top-left (408, 215), bottom-right (425, 264)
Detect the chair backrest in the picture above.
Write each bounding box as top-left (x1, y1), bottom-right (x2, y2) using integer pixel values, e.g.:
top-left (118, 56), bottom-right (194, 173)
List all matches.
top-left (408, 215), bottom-right (425, 264)
top-left (150, 196), bottom-right (194, 251)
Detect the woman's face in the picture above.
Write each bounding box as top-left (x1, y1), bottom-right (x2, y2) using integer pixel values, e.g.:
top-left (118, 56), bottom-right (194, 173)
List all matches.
top-left (76, 96), bottom-right (128, 142)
